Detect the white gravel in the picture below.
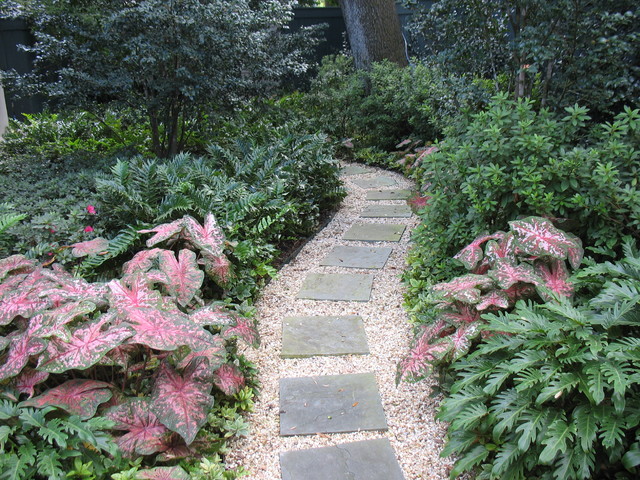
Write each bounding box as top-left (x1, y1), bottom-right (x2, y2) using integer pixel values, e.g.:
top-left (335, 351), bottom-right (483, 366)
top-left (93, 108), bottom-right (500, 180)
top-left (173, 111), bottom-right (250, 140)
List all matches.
top-left (225, 162), bottom-right (454, 479)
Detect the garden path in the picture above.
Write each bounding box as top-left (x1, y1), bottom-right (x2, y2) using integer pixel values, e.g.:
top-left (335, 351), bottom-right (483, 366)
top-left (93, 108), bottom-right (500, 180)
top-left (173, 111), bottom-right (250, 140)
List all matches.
top-left (225, 163), bottom-right (453, 479)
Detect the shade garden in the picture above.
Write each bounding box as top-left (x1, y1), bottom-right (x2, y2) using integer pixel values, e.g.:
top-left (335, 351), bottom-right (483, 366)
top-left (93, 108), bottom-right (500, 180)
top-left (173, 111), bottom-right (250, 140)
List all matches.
top-left (1, 1), bottom-right (639, 479)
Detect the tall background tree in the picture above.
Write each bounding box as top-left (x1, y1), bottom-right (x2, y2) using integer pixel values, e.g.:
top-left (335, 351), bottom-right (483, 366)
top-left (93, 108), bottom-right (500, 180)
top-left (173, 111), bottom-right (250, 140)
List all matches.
top-left (338, 0), bottom-right (408, 70)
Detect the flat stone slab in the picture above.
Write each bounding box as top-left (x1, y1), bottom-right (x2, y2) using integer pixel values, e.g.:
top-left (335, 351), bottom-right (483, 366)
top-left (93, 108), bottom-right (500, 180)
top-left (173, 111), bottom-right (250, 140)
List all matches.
top-left (352, 176), bottom-right (397, 189)
top-left (343, 223), bottom-right (406, 242)
top-left (361, 204), bottom-right (412, 218)
top-left (280, 438), bottom-right (405, 480)
top-left (279, 373), bottom-right (388, 436)
top-left (365, 189), bottom-right (412, 200)
top-left (319, 245), bottom-right (392, 269)
top-left (297, 273), bottom-right (373, 301)
top-left (281, 316), bottom-right (369, 358)
top-left (341, 165), bottom-right (372, 176)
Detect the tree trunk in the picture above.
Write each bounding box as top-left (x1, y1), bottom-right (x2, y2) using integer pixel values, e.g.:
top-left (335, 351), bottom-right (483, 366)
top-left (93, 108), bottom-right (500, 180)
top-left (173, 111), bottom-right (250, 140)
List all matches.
top-left (339, 0), bottom-right (408, 70)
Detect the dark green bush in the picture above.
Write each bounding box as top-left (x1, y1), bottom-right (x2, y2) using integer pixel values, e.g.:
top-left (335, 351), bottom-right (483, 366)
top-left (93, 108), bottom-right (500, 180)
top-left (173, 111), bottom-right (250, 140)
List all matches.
top-left (439, 240), bottom-right (640, 479)
top-left (404, 95), bottom-right (640, 298)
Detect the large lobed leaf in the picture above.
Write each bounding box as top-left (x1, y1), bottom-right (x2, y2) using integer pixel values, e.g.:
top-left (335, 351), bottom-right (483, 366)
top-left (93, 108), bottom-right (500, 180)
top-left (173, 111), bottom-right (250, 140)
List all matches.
top-left (37, 316), bottom-right (134, 373)
top-left (158, 249), bottom-right (204, 307)
top-left (22, 379), bottom-right (112, 419)
top-left (509, 216), bottom-right (583, 268)
top-left (183, 214), bottom-right (225, 258)
top-left (106, 398), bottom-right (169, 456)
top-left (108, 275), bottom-right (164, 314)
top-left (151, 360), bottom-right (214, 444)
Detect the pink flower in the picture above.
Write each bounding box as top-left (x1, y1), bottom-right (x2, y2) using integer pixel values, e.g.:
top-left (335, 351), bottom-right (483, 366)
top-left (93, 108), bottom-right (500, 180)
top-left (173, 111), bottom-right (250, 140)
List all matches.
top-left (49, 228), bottom-right (56, 234)
top-left (86, 205), bottom-right (97, 215)
top-left (84, 226), bottom-right (94, 233)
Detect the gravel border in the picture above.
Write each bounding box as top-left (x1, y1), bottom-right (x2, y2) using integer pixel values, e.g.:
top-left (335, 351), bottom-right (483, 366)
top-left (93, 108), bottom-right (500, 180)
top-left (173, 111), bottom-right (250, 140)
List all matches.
top-left (225, 162), bottom-right (453, 479)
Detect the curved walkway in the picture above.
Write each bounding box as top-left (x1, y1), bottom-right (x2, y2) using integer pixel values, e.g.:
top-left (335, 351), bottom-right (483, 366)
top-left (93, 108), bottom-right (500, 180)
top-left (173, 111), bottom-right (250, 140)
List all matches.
top-left (226, 163), bottom-right (452, 479)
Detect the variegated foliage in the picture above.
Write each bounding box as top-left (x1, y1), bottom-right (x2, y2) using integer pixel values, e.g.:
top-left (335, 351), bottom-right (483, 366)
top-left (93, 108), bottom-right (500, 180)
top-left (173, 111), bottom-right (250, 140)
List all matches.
top-left (0, 214), bottom-right (257, 458)
top-left (400, 216), bottom-right (584, 382)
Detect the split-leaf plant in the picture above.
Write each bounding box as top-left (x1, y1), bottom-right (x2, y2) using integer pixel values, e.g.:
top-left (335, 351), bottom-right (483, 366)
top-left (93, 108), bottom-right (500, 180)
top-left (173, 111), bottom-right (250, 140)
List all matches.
top-left (399, 216), bottom-right (583, 382)
top-left (0, 213), bottom-right (258, 475)
top-left (439, 239), bottom-right (640, 479)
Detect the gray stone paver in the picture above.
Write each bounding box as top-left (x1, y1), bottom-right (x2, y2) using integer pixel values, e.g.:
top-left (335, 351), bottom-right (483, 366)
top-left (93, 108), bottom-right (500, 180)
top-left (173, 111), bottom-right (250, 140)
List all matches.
top-left (281, 315), bottom-right (369, 358)
top-left (280, 438), bottom-right (405, 480)
top-left (341, 165), bottom-right (373, 176)
top-left (365, 189), bottom-right (412, 200)
top-left (279, 373), bottom-right (388, 436)
top-left (343, 223), bottom-right (406, 242)
top-left (319, 245), bottom-right (392, 269)
top-left (360, 204), bottom-right (412, 218)
top-left (297, 273), bottom-right (373, 301)
top-left (352, 176), bottom-right (397, 189)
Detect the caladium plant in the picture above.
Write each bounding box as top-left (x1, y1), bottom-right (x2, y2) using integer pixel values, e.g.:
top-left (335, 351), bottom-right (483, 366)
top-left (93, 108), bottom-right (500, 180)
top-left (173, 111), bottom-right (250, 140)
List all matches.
top-left (0, 213), bottom-right (258, 465)
top-left (400, 216), bottom-right (584, 382)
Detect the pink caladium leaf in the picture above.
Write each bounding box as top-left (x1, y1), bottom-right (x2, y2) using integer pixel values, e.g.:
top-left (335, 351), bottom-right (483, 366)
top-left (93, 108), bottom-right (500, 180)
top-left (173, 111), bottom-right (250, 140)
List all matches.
top-left (124, 307), bottom-right (217, 351)
top-left (440, 304), bottom-right (481, 326)
top-left (509, 216), bottom-right (583, 268)
top-left (183, 214), bottom-right (225, 258)
top-left (122, 248), bottom-right (164, 276)
top-left (177, 336), bottom-right (226, 372)
top-left (40, 269), bottom-right (108, 306)
top-left (504, 283), bottom-right (537, 303)
top-left (37, 316), bottom-right (134, 373)
top-left (222, 316), bottom-right (259, 347)
top-left (158, 249), bottom-right (204, 307)
top-left (14, 368), bottom-right (49, 398)
top-left (0, 335), bottom-right (9, 352)
top-left (0, 329), bottom-right (48, 381)
top-left (22, 379), bottom-right (112, 419)
top-left (534, 259), bottom-right (574, 300)
top-left (454, 233), bottom-right (505, 270)
top-left (151, 360), bottom-right (214, 444)
top-left (487, 259), bottom-right (540, 289)
top-left (476, 290), bottom-right (510, 311)
top-left (484, 232), bottom-right (517, 264)
top-left (0, 255), bottom-right (37, 280)
top-left (140, 218), bottom-right (186, 248)
top-left (108, 275), bottom-right (164, 314)
top-left (106, 398), bottom-right (169, 456)
top-left (201, 253), bottom-right (232, 285)
top-left (448, 323), bottom-right (480, 360)
top-left (212, 363), bottom-right (246, 396)
top-left (99, 343), bottom-right (138, 368)
top-left (189, 304), bottom-right (235, 327)
top-left (33, 302), bottom-right (98, 339)
top-left (0, 284), bottom-right (51, 326)
top-left (70, 237), bottom-right (110, 257)
top-left (155, 434), bottom-right (193, 461)
top-left (398, 331), bottom-right (452, 382)
top-left (136, 467), bottom-right (190, 480)
top-left (431, 274), bottom-right (494, 304)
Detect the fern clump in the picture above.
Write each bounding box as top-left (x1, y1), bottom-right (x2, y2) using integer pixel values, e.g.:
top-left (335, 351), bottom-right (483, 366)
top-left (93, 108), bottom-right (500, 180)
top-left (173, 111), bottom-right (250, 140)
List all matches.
top-left (439, 240), bottom-right (640, 479)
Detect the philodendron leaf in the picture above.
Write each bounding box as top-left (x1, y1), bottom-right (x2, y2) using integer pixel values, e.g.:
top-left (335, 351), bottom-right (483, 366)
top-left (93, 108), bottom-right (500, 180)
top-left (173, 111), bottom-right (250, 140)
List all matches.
top-left (0, 329), bottom-right (48, 381)
top-left (454, 233), bottom-right (505, 270)
top-left (151, 360), bottom-right (214, 444)
top-left (106, 398), bottom-right (169, 456)
top-left (37, 316), bottom-right (133, 373)
top-left (212, 363), bottom-right (246, 396)
top-left (136, 466), bottom-right (190, 480)
top-left (488, 259), bottom-right (540, 290)
top-left (509, 216), bottom-right (583, 268)
top-left (70, 238), bottom-right (110, 257)
top-left (0, 254), bottom-right (37, 280)
top-left (158, 249), bottom-right (204, 307)
top-left (124, 307), bottom-right (217, 351)
top-left (432, 274), bottom-right (494, 304)
top-left (22, 379), bottom-right (112, 419)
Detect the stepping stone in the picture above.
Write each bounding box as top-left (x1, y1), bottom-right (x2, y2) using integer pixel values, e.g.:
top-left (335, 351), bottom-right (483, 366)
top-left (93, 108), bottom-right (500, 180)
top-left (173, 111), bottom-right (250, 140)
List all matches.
top-left (341, 165), bottom-right (372, 176)
top-left (297, 273), bottom-right (373, 301)
top-left (281, 315), bottom-right (369, 358)
top-left (343, 223), bottom-right (406, 242)
top-left (366, 189), bottom-right (412, 200)
top-left (279, 373), bottom-right (387, 436)
top-left (352, 176), bottom-right (397, 189)
top-left (361, 204), bottom-right (412, 218)
top-left (320, 245), bottom-right (392, 269)
top-left (280, 438), bottom-right (405, 480)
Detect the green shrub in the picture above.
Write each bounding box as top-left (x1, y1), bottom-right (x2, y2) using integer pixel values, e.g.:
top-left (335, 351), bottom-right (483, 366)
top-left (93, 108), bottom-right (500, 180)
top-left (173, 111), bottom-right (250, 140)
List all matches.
top-left (405, 95), bottom-right (640, 294)
top-left (439, 240), bottom-right (640, 479)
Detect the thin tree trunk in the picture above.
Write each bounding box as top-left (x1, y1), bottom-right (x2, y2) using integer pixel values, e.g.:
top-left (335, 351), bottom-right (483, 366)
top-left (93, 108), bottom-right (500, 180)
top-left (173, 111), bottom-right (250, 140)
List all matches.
top-left (339, 0), bottom-right (408, 71)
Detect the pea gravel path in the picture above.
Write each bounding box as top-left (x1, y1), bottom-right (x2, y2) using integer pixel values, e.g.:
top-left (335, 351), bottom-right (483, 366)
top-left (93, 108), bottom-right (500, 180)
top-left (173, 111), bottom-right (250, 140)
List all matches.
top-left (225, 162), bottom-right (454, 479)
